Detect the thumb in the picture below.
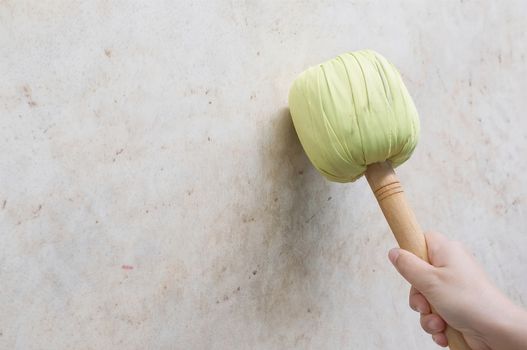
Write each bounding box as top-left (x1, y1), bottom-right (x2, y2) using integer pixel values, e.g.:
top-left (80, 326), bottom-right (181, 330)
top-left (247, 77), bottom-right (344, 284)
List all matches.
top-left (389, 248), bottom-right (436, 292)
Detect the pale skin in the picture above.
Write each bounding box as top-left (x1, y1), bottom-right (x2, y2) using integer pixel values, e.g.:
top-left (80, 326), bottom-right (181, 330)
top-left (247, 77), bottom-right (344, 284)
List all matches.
top-left (388, 232), bottom-right (527, 350)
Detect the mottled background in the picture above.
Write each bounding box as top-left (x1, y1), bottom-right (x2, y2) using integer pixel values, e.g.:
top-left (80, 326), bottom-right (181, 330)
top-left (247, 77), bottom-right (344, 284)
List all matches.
top-left (1, 1), bottom-right (526, 349)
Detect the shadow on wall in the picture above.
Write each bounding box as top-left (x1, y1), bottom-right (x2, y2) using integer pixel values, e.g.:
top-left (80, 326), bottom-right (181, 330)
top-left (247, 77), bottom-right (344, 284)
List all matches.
top-left (249, 107), bottom-right (337, 337)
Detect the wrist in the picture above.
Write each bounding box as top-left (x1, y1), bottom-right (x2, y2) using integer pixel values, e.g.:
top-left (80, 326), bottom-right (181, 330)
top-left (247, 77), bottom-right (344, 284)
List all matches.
top-left (483, 299), bottom-right (527, 350)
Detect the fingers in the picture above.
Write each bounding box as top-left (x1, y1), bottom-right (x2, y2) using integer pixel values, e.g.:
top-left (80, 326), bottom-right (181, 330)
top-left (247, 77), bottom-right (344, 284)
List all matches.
top-left (425, 232), bottom-right (475, 272)
top-left (420, 313), bottom-right (446, 334)
top-left (424, 231), bottom-right (449, 267)
top-left (432, 333), bottom-right (448, 347)
top-left (408, 285), bottom-right (447, 347)
top-left (409, 286), bottom-right (430, 314)
top-left (388, 248), bottom-right (437, 292)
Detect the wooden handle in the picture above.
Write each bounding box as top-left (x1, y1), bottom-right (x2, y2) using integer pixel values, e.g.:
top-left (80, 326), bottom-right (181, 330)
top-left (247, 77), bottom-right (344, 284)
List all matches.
top-left (365, 161), bottom-right (471, 350)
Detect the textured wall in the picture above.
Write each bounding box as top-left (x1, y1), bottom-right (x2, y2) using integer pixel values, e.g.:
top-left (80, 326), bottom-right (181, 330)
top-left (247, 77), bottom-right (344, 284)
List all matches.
top-left (1, 1), bottom-right (526, 349)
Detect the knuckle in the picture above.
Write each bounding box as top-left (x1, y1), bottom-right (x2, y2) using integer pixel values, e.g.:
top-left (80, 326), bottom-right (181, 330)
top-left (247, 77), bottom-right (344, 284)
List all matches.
top-left (419, 315), bottom-right (432, 333)
top-left (408, 296), bottom-right (417, 310)
top-left (420, 314), bottom-right (443, 334)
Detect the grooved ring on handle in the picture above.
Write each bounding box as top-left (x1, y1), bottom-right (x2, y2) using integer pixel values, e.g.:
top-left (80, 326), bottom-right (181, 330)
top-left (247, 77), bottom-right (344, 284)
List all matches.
top-left (374, 181), bottom-right (404, 201)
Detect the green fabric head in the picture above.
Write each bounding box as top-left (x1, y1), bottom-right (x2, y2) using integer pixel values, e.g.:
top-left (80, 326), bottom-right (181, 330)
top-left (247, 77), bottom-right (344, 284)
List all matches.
top-left (288, 50), bottom-right (420, 183)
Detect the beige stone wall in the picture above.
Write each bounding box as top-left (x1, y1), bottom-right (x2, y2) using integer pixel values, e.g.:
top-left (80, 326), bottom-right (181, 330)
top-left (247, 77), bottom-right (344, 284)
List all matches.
top-left (1, 1), bottom-right (526, 349)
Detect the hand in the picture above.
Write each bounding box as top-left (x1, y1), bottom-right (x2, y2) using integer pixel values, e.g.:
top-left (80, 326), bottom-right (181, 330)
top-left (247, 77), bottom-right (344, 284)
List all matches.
top-left (388, 232), bottom-right (527, 350)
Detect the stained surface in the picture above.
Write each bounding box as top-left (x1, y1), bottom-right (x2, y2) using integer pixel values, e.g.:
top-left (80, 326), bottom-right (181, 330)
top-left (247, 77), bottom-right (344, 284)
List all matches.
top-left (1, 1), bottom-right (526, 349)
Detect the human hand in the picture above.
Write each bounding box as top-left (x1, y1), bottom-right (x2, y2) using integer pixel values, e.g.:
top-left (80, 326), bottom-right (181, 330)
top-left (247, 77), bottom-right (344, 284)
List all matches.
top-left (388, 232), bottom-right (527, 350)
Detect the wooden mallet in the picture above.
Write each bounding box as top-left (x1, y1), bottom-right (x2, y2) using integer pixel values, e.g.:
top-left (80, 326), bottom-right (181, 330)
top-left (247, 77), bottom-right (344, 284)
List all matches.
top-left (288, 50), bottom-right (470, 350)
